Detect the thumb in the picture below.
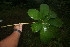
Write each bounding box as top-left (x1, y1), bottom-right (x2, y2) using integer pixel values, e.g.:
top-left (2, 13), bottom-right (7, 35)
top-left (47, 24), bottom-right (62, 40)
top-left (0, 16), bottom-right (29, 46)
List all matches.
top-left (19, 24), bottom-right (23, 32)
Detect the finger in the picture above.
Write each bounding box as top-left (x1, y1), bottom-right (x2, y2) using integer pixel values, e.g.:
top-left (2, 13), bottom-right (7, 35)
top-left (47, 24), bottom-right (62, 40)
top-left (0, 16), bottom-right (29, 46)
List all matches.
top-left (14, 25), bottom-right (19, 29)
top-left (19, 24), bottom-right (23, 31)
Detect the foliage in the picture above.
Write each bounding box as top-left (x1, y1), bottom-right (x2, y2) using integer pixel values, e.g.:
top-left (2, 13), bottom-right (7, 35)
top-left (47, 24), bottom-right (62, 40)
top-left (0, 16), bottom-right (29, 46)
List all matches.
top-left (28, 4), bottom-right (63, 44)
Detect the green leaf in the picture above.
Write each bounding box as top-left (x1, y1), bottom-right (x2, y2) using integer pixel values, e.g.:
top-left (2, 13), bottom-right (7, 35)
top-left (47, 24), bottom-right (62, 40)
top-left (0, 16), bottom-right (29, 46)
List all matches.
top-left (40, 25), bottom-right (58, 43)
top-left (40, 4), bottom-right (49, 17)
top-left (31, 22), bottom-right (42, 32)
top-left (48, 18), bottom-right (63, 27)
top-left (49, 10), bottom-right (57, 18)
top-left (28, 9), bottom-right (40, 20)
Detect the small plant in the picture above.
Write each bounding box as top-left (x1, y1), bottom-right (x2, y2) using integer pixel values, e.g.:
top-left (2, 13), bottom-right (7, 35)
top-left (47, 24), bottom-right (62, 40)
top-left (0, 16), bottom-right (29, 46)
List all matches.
top-left (27, 4), bottom-right (63, 44)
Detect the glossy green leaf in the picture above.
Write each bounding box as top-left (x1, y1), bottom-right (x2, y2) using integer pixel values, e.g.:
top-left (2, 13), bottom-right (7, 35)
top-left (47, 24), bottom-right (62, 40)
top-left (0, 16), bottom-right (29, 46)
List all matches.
top-left (31, 22), bottom-right (42, 32)
top-left (40, 25), bottom-right (58, 43)
top-left (40, 4), bottom-right (49, 17)
top-left (48, 18), bottom-right (63, 27)
top-left (28, 9), bottom-right (40, 20)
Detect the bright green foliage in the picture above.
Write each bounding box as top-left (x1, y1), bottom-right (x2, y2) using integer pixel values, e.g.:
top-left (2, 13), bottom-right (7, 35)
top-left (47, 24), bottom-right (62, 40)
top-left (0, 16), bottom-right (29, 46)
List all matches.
top-left (28, 9), bottom-right (40, 20)
top-left (40, 4), bottom-right (49, 18)
top-left (27, 4), bottom-right (63, 44)
top-left (31, 22), bottom-right (42, 32)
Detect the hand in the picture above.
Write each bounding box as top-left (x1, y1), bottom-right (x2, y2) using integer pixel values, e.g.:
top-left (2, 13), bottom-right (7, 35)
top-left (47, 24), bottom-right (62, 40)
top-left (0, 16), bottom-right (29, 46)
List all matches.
top-left (14, 23), bottom-right (23, 32)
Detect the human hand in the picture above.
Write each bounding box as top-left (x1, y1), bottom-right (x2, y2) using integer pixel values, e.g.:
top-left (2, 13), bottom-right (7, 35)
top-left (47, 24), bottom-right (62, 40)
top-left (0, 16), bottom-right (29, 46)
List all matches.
top-left (14, 23), bottom-right (23, 32)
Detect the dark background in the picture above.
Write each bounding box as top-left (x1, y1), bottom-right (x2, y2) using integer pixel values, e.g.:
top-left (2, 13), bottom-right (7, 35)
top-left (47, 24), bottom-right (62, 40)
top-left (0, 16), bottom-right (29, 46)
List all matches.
top-left (0, 0), bottom-right (70, 47)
